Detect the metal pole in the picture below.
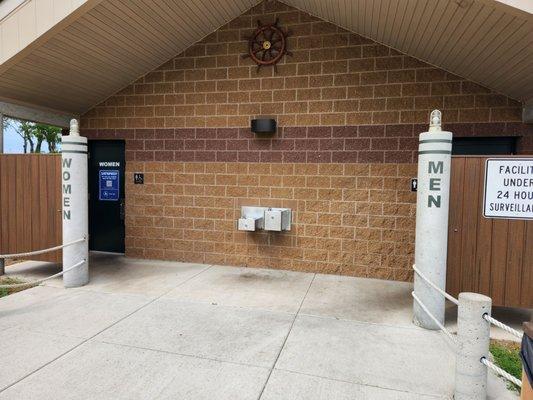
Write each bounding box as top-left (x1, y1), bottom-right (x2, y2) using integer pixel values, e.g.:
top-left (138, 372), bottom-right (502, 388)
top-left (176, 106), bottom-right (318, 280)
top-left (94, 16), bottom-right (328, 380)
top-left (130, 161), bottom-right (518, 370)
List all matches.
top-left (413, 110), bottom-right (453, 329)
top-left (61, 119), bottom-right (89, 287)
top-left (454, 292), bottom-right (492, 400)
top-left (0, 112), bottom-right (4, 276)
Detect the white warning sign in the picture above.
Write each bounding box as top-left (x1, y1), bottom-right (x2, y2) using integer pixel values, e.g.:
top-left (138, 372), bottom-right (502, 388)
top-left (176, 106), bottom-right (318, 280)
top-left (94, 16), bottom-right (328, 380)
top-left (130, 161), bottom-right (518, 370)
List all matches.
top-left (483, 158), bottom-right (533, 220)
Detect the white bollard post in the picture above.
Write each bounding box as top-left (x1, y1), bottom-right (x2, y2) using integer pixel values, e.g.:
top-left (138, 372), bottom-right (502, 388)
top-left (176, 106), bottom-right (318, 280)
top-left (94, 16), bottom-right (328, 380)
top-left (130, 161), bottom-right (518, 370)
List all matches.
top-left (413, 110), bottom-right (452, 330)
top-left (455, 292), bottom-right (491, 400)
top-left (62, 119), bottom-right (89, 287)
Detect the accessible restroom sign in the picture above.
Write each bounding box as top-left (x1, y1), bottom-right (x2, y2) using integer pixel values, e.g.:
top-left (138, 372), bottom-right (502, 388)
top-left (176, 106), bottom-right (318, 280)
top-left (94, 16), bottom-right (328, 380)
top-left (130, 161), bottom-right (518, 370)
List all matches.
top-left (483, 158), bottom-right (533, 220)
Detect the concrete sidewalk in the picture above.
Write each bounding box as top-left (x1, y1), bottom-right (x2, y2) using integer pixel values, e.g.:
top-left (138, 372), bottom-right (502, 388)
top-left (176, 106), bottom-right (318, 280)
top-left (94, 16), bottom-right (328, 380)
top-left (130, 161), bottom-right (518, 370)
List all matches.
top-left (0, 254), bottom-right (520, 399)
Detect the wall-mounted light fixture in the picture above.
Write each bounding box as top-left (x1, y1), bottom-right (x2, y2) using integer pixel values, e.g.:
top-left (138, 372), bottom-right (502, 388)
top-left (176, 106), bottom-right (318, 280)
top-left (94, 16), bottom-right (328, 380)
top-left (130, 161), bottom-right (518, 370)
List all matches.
top-left (251, 118), bottom-right (276, 134)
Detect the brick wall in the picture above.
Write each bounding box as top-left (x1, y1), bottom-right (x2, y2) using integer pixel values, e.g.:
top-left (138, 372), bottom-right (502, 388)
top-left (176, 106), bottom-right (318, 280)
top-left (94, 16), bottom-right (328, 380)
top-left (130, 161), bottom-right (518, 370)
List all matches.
top-left (82, 1), bottom-right (525, 134)
top-left (81, 1), bottom-right (531, 281)
top-left (125, 161), bottom-right (416, 281)
top-left (82, 123), bottom-right (531, 164)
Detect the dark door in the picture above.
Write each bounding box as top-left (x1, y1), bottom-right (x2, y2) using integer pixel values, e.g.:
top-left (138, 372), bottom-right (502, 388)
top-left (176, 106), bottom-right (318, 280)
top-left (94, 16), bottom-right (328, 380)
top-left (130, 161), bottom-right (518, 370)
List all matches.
top-left (451, 136), bottom-right (517, 155)
top-left (88, 140), bottom-right (125, 253)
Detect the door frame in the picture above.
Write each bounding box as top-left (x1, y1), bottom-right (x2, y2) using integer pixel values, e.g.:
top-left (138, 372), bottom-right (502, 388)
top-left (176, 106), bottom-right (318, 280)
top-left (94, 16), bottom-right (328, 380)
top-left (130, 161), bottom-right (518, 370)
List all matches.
top-left (88, 139), bottom-right (126, 254)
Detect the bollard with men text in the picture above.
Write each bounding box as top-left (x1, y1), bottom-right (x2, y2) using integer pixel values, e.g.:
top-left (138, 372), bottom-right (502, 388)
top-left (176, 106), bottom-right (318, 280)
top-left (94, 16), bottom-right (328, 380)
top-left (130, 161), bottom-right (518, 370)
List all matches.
top-left (413, 110), bottom-right (452, 329)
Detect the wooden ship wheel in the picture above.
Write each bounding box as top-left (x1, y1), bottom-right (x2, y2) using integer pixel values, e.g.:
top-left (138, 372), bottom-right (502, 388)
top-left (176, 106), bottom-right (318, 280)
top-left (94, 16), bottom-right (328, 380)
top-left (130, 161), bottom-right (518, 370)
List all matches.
top-left (243, 19), bottom-right (292, 72)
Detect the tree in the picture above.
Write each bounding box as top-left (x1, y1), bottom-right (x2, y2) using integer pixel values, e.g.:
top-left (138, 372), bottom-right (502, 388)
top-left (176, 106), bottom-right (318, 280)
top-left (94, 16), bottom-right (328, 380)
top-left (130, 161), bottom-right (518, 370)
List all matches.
top-left (5, 119), bottom-right (61, 153)
top-left (2, 116), bottom-right (11, 148)
top-left (1, 116), bottom-right (11, 130)
top-left (39, 124), bottom-right (61, 153)
top-left (17, 121), bottom-right (35, 154)
top-left (33, 124), bottom-right (46, 153)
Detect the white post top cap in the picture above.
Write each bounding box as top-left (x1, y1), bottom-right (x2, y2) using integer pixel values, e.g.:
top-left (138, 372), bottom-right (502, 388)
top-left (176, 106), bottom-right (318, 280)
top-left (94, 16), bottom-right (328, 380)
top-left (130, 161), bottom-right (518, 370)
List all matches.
top-left (69, 119), bottom-right (79, 136)
top-left (428, 110), bottom-right (442, 132)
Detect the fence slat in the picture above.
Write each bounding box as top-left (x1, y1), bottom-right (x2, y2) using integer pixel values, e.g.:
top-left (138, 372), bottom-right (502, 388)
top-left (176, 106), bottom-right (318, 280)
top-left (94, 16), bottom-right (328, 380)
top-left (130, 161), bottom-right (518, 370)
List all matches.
top-left (0, 154), bottom-right (62, 263)
top-left (462, 158), bottom-right (481, 293)
top-left (521, 223), bottom-right (533, 307)
top-left (505, 220), bottom-right (525, 306)
top-left (476, 158), bottom-right (493, 296)
top-left (446, 156), bottom-right (465, 296)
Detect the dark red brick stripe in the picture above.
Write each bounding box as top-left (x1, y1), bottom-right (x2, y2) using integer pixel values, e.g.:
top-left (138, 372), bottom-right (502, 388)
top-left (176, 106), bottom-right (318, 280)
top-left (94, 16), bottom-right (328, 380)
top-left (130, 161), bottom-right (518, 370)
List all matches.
top-left (82, 122), bottom-right (532, 163)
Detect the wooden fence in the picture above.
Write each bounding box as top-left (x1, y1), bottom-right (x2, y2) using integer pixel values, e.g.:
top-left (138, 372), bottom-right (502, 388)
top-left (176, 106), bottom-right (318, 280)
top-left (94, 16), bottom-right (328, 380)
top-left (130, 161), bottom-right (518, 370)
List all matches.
top-left (0, 154), bottom-right (62, 263)
top-left (446, 156), bottom-right (533, 308)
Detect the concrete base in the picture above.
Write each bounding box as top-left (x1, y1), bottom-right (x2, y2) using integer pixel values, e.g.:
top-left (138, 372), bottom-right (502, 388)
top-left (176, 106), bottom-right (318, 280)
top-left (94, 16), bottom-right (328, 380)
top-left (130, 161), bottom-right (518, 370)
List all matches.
top-left (0, 254), bottom-right (524, 399)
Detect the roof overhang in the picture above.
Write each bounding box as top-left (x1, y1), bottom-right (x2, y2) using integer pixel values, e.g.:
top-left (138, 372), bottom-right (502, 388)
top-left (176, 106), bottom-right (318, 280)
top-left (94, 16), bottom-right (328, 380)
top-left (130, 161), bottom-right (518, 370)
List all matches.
top-left (283, 0), bottom-right (533, 105)
top-left (0, 0), bottom-right (531, 116)
top-left (0, 99), bottom-right (72, 127)
top-left (0, 0), bottom-right (259, 114)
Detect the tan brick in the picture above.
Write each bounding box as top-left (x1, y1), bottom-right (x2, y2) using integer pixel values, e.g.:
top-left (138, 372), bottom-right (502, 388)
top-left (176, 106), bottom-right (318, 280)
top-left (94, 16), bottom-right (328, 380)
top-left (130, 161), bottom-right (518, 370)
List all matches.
top-left (296, 114), bottom-right (319, 126)
top-left (322, 87), bottom-right (347, 100)
top-left (285, 101), bottom-right (308, 114)
top-left (195, 104), bottom-right (217, 115)
top-left (346, 112), bottom-right (372, 124)
top-left (297, 88), bottom-right (321, 101)
top-left (297, 62), bottom-right (322, 75)
top-left (261, 77), bottom-right (285, 90)
top-left (261, 102), bottom-right (284, 114)
top-left (372, 111), bottom-right (400, 124)
top-left (206, 68), bottom-right (228, 80)
top-left (309, 101), bottom-right (333, 113)
top-left (386, 97), bottom-right (414, 110)
top-left (360, 98), bottom-right (385, 111)
top-left (323, 60), bottom-right (347, 74)
top-left (321, 113), bottom-right (345, 125)
top-left (217, 80), bottom-right (238, 92)
top-left (285, 76), bottom-right (309, 89)
top-left (273, 89), bottom-right (296, 102)
top-left (347, 86), bottom-right (374, 99)
top-left (309, 75), bottom-right (333, 87)
top-left (228, 67), bottom-right (250, 79)
top-left (239, 79), bottom-right (260, 91)
top-left (490, 107), bottom-right (521, 122)
top-left (217, 104), bottom-right (239, 115)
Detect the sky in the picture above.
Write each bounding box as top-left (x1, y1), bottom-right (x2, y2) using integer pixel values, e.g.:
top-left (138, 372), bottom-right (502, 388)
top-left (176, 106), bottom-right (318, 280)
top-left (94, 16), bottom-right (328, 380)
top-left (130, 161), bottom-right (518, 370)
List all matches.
top-left (3, 120), bottom-right (51, 153)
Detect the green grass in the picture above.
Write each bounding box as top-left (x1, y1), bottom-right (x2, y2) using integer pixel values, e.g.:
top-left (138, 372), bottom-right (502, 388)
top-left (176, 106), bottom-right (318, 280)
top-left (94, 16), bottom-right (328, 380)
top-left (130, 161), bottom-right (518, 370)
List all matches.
top-left (0, 276), bottom-right (30, 298)
top-left (490, 339), bottom-right (522, 393)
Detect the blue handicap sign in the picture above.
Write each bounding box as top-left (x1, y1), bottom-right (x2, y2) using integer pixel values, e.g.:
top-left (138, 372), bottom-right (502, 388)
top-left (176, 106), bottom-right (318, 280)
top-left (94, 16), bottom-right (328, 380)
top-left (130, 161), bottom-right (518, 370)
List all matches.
top-left (99, 170), bottom-right (120, 201)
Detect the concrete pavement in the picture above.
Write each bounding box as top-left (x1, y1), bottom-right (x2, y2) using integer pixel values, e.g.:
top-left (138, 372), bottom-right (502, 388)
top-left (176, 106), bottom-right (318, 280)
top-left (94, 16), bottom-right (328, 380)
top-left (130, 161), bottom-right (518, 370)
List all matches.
top-left (0, 253), bottom-right (521, 399)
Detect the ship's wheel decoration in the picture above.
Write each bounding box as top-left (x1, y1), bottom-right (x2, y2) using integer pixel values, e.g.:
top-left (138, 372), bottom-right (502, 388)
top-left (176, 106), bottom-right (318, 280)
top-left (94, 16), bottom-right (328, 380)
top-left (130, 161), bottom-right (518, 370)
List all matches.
top-left (242, 18), bottom-right (291, 72)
